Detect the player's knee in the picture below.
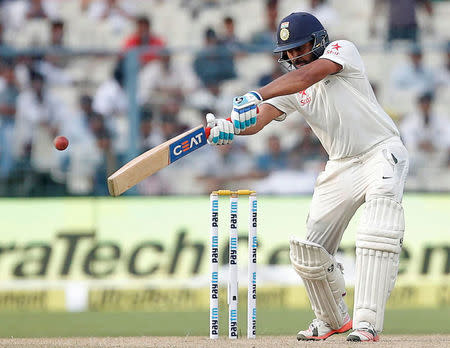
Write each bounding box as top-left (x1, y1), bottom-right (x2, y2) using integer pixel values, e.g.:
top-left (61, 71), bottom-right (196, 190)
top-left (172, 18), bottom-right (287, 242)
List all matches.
top-left (356, 197), bottom-right (404, 253)
top-left (306, 217), bottom-right (341, 255)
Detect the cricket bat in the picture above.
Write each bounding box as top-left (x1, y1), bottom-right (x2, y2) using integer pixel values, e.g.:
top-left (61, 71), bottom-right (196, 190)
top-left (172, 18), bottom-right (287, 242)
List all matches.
top-left (107, 122), bottom-right (219, 196)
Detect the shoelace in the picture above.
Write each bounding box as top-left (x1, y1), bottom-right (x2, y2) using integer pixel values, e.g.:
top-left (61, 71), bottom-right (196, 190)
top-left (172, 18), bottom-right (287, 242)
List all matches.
top-left (356, 322), bottom-right (375, 333)
top-left (309, 318), bottom-right (330, 331)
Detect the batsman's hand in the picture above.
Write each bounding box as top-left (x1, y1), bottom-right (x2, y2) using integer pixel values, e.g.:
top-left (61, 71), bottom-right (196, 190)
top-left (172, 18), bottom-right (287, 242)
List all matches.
top-left (231, 91), bottom-right (262, 134)
top-left (206, 113), bottom-right (234, 146)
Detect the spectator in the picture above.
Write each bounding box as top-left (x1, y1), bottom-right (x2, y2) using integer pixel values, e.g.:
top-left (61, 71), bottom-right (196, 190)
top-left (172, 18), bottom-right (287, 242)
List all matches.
top-left (193, 27), bottom-right (236, 87)
top-left (59, 95), bottom-right (104, 195)
top-left (135, 105), bottom-right (172, 196)
top-left (0, 22), bottom-right (15, 54)
top-left (289, 122), bottom-right (327, 172)
top-left (249, 0), bottom-right (279, 51)
top-left (79, 95), bottom-right (96, 120)
top-left (437, 41), bottom-right (450, 89)
top-left (93, 58), bottom-right (128, 156)
top-left (92, 128), bottom-right (121, 196)
top-left (219, 16), bottom-right (245, 53)
top-left (188, 82), bottom-right (234, 119)
top-left (81, 0), bottom-right (95, 11)
top-left (122, 16), bottom-right (165, 65)
top-left (26, 0), bottom-right (58, 20)
top-left (61, 95), bottom-right (101, 146)
top-left (446, 41), bottom-right (450, 76)
top-left (257, 54), bottom-right (284, 86)
top-left (48, 19), bottom-right (65, 48)
top-left (389, 44), bottom-right (437, 111)
top-left (86, 0), bottom-right (136, 35)
top-left (196, 141), bottom-right (256, 193)
top-left (369, 0), bottom-right (433, 45)
top-left (298, 0), bottom-right (339, 32)
top-left (14, 70), bottom-right (67, 196)
top-left (139, 104), bottom-right (161, 152)
top-left (0, 61), bottom-right (19, 182)
top-left (1, 0), bottom-right (58, 31)
top-left (12, 55), bottom-right (33, 90)
top-left (400, 92), bottom-right (450, 183)
top-left (180, 0), bottom-right (221, 19)
top-left (158, 100), bottom-right (186, 141)
top-left (256, 135), bottom-right (289, 173)
top-left (251, 127), bottom-right (323, 196)
top-left (138, 49), bottom-right (199, 107)
top-left (391, 45), bottom-right (437, 93)
top-left (59, 103), bottom-right (116, 196)
top-left (34, 20), bottom-right (73, 85)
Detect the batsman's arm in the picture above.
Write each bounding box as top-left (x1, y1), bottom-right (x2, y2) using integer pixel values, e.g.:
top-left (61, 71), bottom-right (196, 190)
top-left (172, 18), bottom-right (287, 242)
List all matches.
top-left (238, 103), bottom-right (284, 135)
top-left (256, 58), bottom-right (342, 100)
top-left (205, 104), bottom-right (283, 138)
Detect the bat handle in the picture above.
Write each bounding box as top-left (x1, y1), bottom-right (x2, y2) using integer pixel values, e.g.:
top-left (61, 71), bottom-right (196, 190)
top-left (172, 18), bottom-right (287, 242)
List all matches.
top-left (204, 117), bottom-right (232, 139)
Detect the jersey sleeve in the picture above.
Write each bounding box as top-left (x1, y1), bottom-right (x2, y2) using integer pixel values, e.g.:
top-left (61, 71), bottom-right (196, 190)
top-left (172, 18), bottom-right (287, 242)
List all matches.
top-left (262, 94), bottom-right (298, 121)
top-left (319, 40), bottom-right (365, 78)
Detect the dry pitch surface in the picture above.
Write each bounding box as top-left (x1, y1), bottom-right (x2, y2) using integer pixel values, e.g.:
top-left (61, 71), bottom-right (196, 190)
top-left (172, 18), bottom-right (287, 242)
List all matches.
top-left (0, 335), bottom-right (448, 348)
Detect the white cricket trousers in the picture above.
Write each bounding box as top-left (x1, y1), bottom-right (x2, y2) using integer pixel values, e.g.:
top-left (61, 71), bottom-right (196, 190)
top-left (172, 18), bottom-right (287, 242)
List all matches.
top-left (306, 137), bottom-right (409, 255)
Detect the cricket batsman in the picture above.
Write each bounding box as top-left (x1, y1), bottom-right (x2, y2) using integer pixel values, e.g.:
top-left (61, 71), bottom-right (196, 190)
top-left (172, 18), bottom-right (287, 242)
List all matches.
top-left (206, 12), bottom-right (409, 342)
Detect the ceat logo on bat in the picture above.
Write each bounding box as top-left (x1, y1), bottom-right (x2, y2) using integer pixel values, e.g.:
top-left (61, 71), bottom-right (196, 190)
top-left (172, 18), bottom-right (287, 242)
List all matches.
top-left (169, 127), bottom-right (207, 163)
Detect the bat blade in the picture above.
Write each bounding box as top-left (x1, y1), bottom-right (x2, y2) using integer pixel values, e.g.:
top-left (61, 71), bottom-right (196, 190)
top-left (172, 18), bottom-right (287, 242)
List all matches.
top-left (108, 125), bottom-right (208, 196)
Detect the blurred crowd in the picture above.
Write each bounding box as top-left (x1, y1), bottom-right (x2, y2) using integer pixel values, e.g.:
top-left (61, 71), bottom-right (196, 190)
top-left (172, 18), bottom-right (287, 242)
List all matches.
top-left (0, 0), bottom-right (448, 196)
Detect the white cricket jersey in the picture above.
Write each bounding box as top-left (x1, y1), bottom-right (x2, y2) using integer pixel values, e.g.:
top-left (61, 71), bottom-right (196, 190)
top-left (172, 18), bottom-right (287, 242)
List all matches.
top-left (264, 40), bottom-right (400, 160)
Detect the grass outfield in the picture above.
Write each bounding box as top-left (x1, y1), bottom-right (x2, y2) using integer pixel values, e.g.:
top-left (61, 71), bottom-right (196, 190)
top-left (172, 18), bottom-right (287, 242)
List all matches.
top-left (1, 308), bottom-right (448, 337)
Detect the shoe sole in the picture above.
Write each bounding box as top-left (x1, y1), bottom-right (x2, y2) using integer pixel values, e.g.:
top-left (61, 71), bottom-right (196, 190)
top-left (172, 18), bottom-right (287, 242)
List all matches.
top-left (347, 333), bottom-right (380, 342)
top-left (297, 320), bottom-right (353, 341)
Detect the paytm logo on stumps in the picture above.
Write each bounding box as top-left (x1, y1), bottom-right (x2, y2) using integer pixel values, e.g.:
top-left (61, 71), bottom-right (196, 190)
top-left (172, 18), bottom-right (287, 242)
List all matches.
top-left (169, 127), bottom-right (206, 163)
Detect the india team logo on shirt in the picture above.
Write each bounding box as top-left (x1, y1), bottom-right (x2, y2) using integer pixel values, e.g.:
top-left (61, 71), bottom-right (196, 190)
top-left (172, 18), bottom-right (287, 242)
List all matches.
top-left (326, 42), bottom-right (341, 56)
top-left (298, 90), bottom-right (311, 106)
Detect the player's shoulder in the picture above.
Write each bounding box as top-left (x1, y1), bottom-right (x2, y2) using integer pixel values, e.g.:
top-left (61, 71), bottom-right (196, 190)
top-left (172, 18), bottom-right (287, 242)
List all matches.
top-left (328, 39), bottom-right (357, 47)
top-left (324, 40), bottom-right (359, 54)
top-left (321, 40), bottom-right (365, 75)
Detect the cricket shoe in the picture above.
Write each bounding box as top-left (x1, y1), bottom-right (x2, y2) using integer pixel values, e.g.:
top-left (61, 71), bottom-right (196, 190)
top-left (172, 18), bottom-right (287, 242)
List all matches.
top-left (346, 321), bottom-right (379, 342)
top-left (297, 315), bottom-right (352, 341)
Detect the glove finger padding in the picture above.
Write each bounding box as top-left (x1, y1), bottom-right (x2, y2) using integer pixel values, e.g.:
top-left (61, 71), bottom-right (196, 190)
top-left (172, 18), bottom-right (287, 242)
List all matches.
top-left (231, 110), bottom-right (241, 135)
top-left (206, 116), bottom-right (234, 146)
top-left (206, 113), bottom-right (219, 145)
top-left (225, 119), bottom-right (234, 144)
top-left (231, 91), bottom-right (262, 134)
top-left (217, 118), bottom-right (234, 145)
top-left (206, 113), bottom-right (216, 127)
top-left (208, 126), bottom-right (220, 145)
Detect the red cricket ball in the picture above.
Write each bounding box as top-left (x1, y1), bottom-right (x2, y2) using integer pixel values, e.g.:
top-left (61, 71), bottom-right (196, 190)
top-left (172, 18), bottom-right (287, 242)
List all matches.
top-left (54, 136), bottom-right (69, 151)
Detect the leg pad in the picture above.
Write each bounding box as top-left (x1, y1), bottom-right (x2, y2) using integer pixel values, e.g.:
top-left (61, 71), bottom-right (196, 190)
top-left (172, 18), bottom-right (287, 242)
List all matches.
top-left (354, 197), bottom-right (404, 332)
top-left (290, 238), bottom-right (348, 329)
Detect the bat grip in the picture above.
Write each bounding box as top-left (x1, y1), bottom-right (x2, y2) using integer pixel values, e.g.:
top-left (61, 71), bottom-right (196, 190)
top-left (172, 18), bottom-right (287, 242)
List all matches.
top-left (204, 117), bottom-right (232, 139)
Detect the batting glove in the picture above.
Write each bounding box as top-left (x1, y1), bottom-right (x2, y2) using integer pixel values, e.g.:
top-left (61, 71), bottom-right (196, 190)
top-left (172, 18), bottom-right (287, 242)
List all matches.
top-left (231, 91), bottom-right (263, 134)
top-left (206, 113), bottom-right (234, 146)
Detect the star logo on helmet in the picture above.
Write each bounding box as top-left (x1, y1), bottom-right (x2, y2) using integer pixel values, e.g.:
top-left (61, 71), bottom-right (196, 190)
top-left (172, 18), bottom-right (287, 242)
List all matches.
top-left (332, 43), bottom-right (342, 51)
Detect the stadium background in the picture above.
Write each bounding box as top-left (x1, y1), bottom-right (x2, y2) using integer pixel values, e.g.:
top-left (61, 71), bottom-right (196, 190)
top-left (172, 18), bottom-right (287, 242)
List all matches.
top-left (0, 0), bottom-right (448, 339)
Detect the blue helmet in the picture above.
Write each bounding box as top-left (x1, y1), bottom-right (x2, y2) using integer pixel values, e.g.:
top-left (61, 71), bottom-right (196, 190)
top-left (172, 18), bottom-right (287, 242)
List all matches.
top-left (274, 12), bottom-right (329, 69)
